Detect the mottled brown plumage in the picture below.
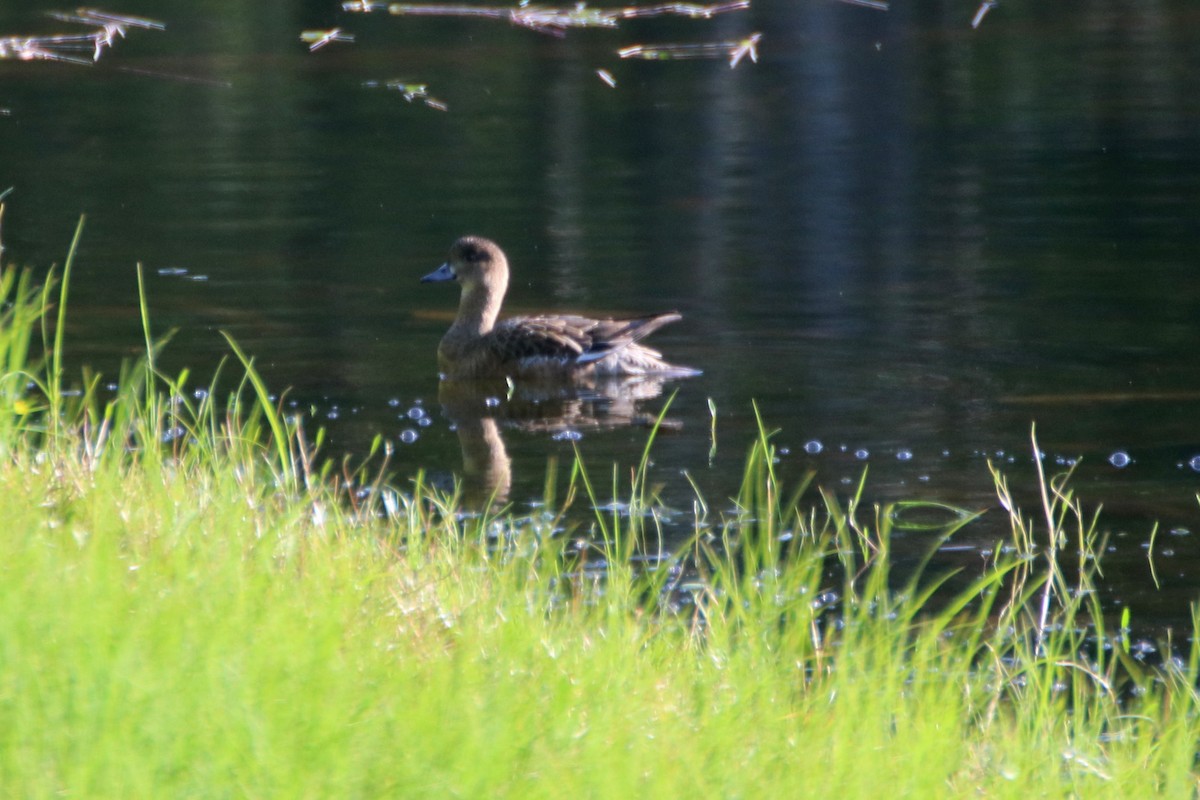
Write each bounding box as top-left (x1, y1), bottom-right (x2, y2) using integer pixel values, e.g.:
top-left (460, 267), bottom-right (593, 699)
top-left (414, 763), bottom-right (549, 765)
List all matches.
top-left (421, 236), bottom-right (698, 380)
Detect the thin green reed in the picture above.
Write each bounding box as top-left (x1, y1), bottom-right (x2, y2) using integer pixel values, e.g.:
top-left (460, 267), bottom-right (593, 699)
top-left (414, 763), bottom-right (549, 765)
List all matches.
top-left (222, 332), bottom-right (297, 492)
top-left (44, 216), bottom-right (85, 438)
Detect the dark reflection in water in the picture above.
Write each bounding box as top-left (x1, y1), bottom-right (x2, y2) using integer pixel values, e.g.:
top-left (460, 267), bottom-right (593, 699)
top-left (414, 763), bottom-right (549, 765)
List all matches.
top-left (437, 374), bottom-right (682, 510)
top-left (3, 0), bottom-right (1200, 623)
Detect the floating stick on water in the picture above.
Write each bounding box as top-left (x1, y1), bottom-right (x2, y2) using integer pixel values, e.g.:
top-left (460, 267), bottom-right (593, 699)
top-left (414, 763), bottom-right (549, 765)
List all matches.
top-left (0, 37), bottom-right (96, 65)
top-left (972, 0), bottom-right (998, 28)
top-left (728, 32), bottom-right (760, 67)
top-left (833, 0), bottom-right (889, 10)
top-left (363, 78), bottom-right (450, 110)
top-left (301, 28), bottom-right (356, 51)
top-left (596, 68), bottom-right (617, 88)
top-left (1, 9), bottom-right (164, 65)
top-left (71, 9), bottom-right (165, 30)
top-left (619, 32), bottom-right (761, 68)
top-left (342, 1), bottom-right (390, 11)
top-left (344, 1), bottom-right (750, 36)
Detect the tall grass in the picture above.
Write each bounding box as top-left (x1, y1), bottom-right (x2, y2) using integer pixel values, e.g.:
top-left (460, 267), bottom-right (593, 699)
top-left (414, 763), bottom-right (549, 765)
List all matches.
top-left (1, 225), bottom-right (1198, 797)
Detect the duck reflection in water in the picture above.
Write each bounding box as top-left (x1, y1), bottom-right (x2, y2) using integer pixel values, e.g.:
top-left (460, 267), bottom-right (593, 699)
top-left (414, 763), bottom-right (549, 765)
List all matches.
top-left (423, 236), bottom-right (700, 510)
top-left (437, 375), bottom-right (687, 511)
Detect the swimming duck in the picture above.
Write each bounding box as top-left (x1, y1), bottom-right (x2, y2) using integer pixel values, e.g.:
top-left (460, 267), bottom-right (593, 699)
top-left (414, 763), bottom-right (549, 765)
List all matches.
top-left (422, 236), bottom-right (699, 381)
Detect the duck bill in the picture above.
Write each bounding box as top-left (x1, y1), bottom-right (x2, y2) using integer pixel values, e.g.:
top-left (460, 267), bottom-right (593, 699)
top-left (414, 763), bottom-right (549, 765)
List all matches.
top-left (421, 262), bottom-right (456, 283)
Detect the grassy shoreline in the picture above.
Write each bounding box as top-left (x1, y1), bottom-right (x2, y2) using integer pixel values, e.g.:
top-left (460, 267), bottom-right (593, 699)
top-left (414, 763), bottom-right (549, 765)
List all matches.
top-left (3, 229), bottom-right (1199, 796)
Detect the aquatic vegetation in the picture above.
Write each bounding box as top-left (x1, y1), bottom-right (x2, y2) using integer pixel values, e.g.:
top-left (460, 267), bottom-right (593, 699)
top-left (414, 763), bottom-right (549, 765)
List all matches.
top-left (3, 221), bottom-right (1200, 795)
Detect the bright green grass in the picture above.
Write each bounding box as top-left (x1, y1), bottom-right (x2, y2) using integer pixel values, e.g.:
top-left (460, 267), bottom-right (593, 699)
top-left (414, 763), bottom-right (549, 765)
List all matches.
top-left (1, 222), bottom-right (1199, 797)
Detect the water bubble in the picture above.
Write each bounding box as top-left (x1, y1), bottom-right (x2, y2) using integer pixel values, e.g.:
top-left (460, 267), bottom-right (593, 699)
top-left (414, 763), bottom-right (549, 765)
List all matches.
top-left (778, 446), bottom-right (790, 456)
top-left (552, 430), bottom-right (583, 442)
top-left (161, 426), bottom-right (186, 443)
top-left (1131, 640), bottom-right (1157, 658)
top-left (399, 429), bottom-right (418, 444)
top-left (811, 591), bottom-right (839, 611)
top-left (1190, 455), bottom-right (1200, 472)
top-left (803, 440), bottom-right (823, 454)
top-left (326, 410), bottom-right (339, 420)
top-left (388, 398), bottom-right (401, 407)
top-left (1169, 527), bottom-right (1190, 537)
top-left (484, 396), bottom-right (501, 408)
top-left (417, 417), bottom-right (431, 427)
top-left (896, 449), bottom-right (913, 461)
top-left (193, 388), bottom-right (209, 400)
top-left (407, 406), bottom-right (425, 420)
top-left (1108, 450), bottom-right (1132, 468)
top-left (854, 448), bottom-right (869, 460)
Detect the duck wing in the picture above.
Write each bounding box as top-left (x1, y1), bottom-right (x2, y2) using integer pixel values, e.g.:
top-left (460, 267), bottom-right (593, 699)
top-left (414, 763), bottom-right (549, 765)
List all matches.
top-left (490, 312), bottom-right (682, 366)
top-left (573, 312), bottom-right (682, 364)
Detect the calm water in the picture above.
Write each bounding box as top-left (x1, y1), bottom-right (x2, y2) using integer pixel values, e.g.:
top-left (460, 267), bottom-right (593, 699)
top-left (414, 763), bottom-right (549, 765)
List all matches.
top-left (3, 1), bottom-right (1200, 625)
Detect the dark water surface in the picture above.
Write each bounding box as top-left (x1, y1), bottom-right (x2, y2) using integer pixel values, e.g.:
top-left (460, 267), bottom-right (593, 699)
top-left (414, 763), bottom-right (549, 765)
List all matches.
top-left (3, 2), bottom-right (1200, 625)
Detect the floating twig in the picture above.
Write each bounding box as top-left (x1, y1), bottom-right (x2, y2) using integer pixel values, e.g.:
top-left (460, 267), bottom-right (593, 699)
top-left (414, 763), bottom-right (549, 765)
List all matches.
top-left (619, 32), bottom-right (761, 68)
top-left (596, 68), bottom-right (617, 88)
top-left (363, 79), bottom-right (449, 110)
top-left (344, 1), bottom-right (750, 36)
top-left (0, 9), bottom-right (164, 65)
top-left (833, 0), bottom-right (889, 10)
top-left (301, 28), bottom-right (356, 51)
top-left (971, 0), bottom-right (998, 28)
top-left (0, 36), bottom-right (96, 65)
top-left (68, 9), bottom-right (165, 31)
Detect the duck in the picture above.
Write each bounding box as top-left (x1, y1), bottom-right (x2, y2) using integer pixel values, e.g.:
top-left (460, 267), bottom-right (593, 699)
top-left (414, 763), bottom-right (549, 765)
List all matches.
top-left (421, 236), bottom-right (699, 381)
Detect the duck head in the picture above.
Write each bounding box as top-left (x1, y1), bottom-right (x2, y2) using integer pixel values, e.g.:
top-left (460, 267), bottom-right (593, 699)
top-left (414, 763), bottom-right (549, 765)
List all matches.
top-left (422, 237), bottom-right (508, 289)
top-left (422, 236), bottom-right (510, 335)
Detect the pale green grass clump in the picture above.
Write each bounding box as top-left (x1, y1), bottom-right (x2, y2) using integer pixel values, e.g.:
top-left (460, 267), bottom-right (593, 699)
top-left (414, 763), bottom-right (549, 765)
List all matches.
top-left (1, 223), bottom-right (1199, 797)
